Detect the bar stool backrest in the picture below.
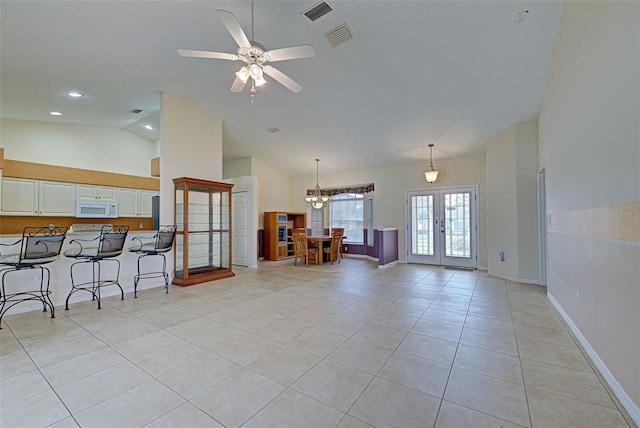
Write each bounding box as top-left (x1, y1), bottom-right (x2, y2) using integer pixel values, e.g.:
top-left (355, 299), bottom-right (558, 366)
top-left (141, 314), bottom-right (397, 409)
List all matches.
top-left (20, 226), bottom-right (67, 264)
top-left (97, 225), bottom-right (129, 258)
top-left (155, 225), bottom-right (177, 252)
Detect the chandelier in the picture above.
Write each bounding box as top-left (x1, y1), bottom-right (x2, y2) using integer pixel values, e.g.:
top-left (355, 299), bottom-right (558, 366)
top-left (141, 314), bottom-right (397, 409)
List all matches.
top-left (306, 159), bottom-right (328, 209)
top-left (424, 144), bottom-right (439, 183)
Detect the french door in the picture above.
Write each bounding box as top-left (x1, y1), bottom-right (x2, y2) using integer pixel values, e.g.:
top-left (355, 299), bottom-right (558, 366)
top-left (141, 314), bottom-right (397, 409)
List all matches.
top-left (406, 187), bottom-right (477, 268)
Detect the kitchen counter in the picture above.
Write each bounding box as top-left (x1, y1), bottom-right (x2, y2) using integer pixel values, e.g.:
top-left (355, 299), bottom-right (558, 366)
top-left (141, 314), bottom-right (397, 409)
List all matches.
top-left (0, 231), bottom-right (173, 315)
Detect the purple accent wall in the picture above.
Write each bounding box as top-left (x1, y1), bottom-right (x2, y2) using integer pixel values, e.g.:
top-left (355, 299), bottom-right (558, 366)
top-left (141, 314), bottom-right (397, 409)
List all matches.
top-left (369, 228), bottom-right (378, 258)
top-left (376, 229), bottom-right (399, 266)
top-left (343, 228), bottom-right (368, 256)
top-left (258, 229), bottom-right (264, 258)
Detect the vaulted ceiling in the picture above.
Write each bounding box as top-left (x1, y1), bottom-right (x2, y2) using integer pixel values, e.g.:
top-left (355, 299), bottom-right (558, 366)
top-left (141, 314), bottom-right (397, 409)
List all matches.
top-left (0, 1), bottom-right (564, 177)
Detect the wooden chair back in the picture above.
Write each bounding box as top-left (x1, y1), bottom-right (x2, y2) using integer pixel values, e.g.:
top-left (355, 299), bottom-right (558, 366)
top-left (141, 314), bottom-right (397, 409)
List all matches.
top-left (323, 228), bottom-right (344, 265)
top-left (291, 228), bottom-right (319, 266)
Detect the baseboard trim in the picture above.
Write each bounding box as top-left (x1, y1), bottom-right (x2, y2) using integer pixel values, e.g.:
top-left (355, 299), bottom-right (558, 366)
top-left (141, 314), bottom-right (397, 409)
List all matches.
top-left (548, 293), bottom-right (640, 426)
top-left (487, 271), bottom-right (540, 285)
top-left (378, 260), bottom-right (398, 269)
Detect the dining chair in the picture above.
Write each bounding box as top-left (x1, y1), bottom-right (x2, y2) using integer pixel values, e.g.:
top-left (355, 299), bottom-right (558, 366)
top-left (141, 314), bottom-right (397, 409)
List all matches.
top-left (0, 226), bottom-right (67, 329)
top-left (127, 225), bottom-right (176, 297)
top-left (64, 225), bottom-right (129, 310)
top-left (323, 228), bottom-right (344, 265)
top-left (292, 228), bottom-right (319, 266)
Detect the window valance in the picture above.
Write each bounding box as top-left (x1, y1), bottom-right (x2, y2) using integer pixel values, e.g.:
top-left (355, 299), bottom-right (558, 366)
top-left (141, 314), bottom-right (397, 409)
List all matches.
top-left (306, 182), bottom-right (375, 197)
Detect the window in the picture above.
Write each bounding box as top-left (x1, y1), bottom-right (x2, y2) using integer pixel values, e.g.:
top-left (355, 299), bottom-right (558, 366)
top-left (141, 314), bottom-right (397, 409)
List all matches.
top-left (310, 206), bottom-right (324, 236)
top-left (330, 193), bottom-right (364, 244)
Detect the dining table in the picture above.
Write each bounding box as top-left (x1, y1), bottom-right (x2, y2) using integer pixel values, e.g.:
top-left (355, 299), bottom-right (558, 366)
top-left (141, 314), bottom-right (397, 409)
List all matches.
top-left (306, 236), bottom-right (330, 264)
top-left (307, 235), bottom-right (345, 265)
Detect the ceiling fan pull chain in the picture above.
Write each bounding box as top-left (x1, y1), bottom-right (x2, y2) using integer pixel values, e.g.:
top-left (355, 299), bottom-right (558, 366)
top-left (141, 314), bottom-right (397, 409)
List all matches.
top-left (250, 80), bottom-right (256, 104)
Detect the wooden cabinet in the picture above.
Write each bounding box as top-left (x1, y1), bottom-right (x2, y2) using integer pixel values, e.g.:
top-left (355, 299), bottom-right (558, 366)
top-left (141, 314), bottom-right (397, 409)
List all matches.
top-left (173, 177), bottom-right (235, 286)
top-left (264, 211), bottom-right (306, 261)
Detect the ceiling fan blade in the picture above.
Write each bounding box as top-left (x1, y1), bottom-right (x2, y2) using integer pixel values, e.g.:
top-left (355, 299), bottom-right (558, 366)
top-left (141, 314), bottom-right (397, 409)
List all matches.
top-left (177, 49), bottom-right (239, 61)
top-left (265, 44), bottom-right (315, 62)
top-left (263, 65), bottom-right (303, 93)
top-left (230, 76), bottom-right (247, 93)
top-left (215, 9), bottom-right (251, 49)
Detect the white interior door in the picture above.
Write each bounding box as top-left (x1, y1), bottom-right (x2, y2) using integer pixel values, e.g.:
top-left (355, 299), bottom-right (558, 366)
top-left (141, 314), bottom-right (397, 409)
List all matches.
top-left (232, 191), bottom-right (248, 266)
top-left (407, 187), bottom-right (477, 268)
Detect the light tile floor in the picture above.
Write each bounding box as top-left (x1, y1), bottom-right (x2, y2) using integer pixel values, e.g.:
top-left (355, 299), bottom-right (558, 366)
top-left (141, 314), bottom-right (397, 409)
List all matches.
top-left (0, 258), bottom-right (636, 428)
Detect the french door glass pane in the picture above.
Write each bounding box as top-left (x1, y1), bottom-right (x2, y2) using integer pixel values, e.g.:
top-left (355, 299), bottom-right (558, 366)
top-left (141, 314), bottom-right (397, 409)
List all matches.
top-left (444, 192), bottom-right (471, 258)
top-left (411, 195), bottom-right (434, 255)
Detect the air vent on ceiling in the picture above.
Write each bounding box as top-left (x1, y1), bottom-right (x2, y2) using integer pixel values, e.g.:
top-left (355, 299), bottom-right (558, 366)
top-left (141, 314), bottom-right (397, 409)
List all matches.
top-left (303, 2), bottom-right (333, 22)
top-left (266, 127), bottom-right (280, 134)
top-left (515, 10), bottom-right (530, 23)
top-left (324, 23), bottom-right (353, 48)
top-left (130, 109), bottom-right (143, 114)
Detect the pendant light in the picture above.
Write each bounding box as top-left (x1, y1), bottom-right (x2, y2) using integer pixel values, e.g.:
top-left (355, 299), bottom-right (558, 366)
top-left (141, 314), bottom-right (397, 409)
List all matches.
top-left (306, 159), bottom-right (329, 209)
top-left (424, 144), bottom-right (439, 183)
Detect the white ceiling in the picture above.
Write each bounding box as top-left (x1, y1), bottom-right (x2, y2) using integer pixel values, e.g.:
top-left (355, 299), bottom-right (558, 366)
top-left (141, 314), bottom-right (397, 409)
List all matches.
top-left (0, 1), bottom-right (564, 177)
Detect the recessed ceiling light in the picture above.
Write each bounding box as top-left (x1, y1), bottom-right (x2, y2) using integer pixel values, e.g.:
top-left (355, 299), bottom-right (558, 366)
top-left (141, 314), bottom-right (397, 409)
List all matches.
top-left (50, 111), bottom-right (62, 116)
top-left (144, 124), bottom-right (154, 130)
top-left (67, 91), bottom-right (83, 98)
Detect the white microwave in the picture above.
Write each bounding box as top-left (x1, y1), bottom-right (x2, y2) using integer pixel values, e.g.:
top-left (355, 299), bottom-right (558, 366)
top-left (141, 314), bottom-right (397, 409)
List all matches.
top-left (75, 199), bottom-right (118, 218)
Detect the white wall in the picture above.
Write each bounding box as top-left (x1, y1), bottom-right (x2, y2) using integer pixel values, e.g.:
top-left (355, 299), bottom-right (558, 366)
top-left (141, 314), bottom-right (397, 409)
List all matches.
top-left (486, 126), bottom-right (518, 277)
top-left (486, 120), bottom-right (539, 283)
top-left (250, 157), bottom-right (294, 228)
top-left (539, 0), bottom-right (640, 419)
top-left (291, 155), bottom-right (488, 267)
top-left (0, 119), bottom-right (156, 177)
top-left (159, 92), bottom-right (223, 224)
top-left (224, 157), bottom-right (253, 179)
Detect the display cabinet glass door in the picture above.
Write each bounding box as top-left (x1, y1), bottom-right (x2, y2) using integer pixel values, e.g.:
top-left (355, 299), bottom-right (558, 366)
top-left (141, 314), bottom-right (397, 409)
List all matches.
top-left (174, 177), bottom-right (234, 286)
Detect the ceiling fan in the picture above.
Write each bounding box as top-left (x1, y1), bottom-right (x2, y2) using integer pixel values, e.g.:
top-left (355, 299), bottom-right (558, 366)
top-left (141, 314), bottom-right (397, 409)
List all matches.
top-left (178, 5), bottom-right (315, 101)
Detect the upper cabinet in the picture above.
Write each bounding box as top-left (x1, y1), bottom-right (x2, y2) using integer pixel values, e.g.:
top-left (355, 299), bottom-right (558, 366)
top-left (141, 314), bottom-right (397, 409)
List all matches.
top-left (1, 178), bottom-right (39, 215)
top-left (1, 178), bottom-right (75, 216)
top-left (1, 177), bottom-right (156, 218)
top-left (76, 184), bottom-right (117, 200)
top-left (38, 181), bottom-right (76, 216)
top-left (117, 188), bottom-right (158, 217)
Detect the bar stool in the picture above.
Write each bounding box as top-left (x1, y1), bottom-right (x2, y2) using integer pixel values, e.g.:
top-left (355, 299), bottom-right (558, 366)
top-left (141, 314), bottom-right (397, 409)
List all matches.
top-left (0, 226), bottom-right (67, 329)
top-left (127, 225), bottom-right (176, 297)
top-left (64, 225), bottom-right (129, 310)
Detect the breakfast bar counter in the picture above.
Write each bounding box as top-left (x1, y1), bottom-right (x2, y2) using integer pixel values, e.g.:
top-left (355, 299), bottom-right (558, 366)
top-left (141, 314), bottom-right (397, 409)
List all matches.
top-left (0, 229), bottom-right (172, 316)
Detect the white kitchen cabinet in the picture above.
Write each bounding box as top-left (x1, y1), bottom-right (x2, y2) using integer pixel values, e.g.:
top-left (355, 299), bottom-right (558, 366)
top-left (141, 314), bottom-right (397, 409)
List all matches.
top-left (117, 188), bottom-right (157, 217)
top-left (139, 190), bottom-right (157, 217)
top-left (117, 188), bottom-right (138, 217)
top-left (38, 181), bottom-right (76, 216)
top-left (75, 184), bottom-right (117, 200)
top-left (1, 178), bottom-right (39, 215)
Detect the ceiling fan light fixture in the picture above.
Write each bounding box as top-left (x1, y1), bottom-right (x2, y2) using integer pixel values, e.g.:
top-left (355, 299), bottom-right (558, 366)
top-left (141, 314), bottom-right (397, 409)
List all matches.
top-left (235, 66), bottom-right (249, 83)
top-left (249, 64), bottom-right (263, 80)
top-left (254, 75), bottom-right (267, 87)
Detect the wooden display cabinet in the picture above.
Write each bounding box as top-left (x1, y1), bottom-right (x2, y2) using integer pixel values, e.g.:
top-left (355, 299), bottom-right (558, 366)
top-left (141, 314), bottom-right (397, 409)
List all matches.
top-left (173, 177), bottom-right (235, 286)
top-left (264, 211), bottom-right (306, 261)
